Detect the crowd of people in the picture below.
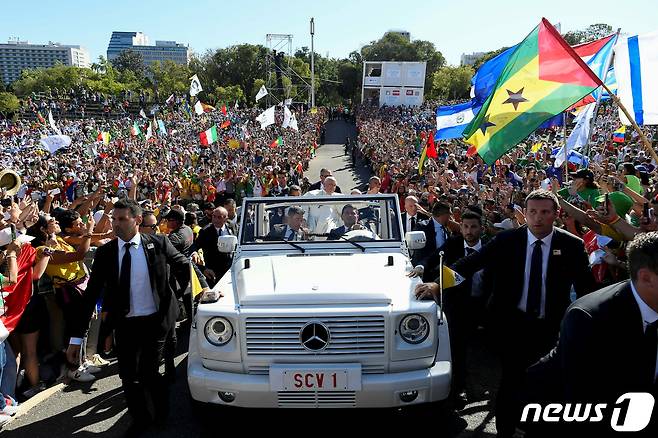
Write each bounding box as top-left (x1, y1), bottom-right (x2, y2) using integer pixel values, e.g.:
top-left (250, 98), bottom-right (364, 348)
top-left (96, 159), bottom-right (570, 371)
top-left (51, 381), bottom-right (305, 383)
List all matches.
top-left (0, 88), bottom-right (656, 435)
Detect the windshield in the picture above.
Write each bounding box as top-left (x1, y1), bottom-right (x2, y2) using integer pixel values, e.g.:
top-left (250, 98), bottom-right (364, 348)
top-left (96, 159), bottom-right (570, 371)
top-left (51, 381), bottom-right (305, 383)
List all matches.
top-left (240, 195), bottom-right (402, 244)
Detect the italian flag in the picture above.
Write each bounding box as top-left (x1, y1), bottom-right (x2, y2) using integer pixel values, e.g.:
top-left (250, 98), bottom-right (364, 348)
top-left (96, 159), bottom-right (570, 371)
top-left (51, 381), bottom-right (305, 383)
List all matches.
top-left (200, 126), bottom-right (218, 145)
top-left (269, 136), bottom-right (283, 148)
top-left (131, 121), bottom-right (142, 137)
top-left (97, 131), bottom-right (111, 145)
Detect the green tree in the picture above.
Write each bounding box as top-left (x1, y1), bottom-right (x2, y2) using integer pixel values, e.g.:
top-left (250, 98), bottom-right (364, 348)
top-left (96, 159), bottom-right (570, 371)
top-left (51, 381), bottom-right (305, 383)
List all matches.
top-left (110, 50), bottom-right (146, 77)
top-left (147, 60), bottom-right (191, 100)
top-left (430, 65), bottom-right (474, 100)
top-left (214, 85), bottom-right (245, 106)
top-left (472, 46), bottom-right (511, 71)
top-left (0, 92), bottom-right (19, 118)
top-left (563, 23), bottom-right (614, 45)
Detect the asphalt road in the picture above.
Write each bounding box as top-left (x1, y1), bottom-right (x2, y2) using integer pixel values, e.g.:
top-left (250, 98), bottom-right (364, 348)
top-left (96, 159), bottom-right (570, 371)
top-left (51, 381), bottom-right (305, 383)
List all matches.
top-left (4, 121), bottom-right (501, 437)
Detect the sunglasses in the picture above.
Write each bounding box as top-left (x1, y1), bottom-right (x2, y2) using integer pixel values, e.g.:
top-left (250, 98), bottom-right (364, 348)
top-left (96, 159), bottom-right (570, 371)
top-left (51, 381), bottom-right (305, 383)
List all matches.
top-left (140, 224), bottom-right (158, 230)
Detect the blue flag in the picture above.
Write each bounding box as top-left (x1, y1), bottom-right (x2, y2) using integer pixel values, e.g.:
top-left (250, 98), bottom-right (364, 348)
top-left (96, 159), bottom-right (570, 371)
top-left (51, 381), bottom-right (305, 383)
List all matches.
top-left (435, 101), bottom-right (482, 140)
top-left (470, 45), bottom-right (517, 105)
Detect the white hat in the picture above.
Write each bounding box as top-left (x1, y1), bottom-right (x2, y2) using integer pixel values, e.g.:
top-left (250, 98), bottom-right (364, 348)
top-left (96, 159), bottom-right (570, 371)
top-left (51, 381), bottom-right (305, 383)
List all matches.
top-left (0, 227), bottom-right (35, 247)
top-left (493, 218), bottom-right (515, 230)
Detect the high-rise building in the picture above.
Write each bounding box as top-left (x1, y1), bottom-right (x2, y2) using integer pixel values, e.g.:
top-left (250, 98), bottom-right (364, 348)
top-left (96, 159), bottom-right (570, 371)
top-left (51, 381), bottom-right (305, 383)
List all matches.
top-left (0, 39), bottom-right (90, 85)
top-left (107, 31), bottom-right (189, 66)
top-left (460, 52), bottom-right (487, 67)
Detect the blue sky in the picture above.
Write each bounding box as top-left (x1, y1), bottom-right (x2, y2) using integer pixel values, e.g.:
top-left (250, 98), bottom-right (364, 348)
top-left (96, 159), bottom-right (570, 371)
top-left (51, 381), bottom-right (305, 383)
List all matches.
top-left (2, 0), bottom-right (656, 65)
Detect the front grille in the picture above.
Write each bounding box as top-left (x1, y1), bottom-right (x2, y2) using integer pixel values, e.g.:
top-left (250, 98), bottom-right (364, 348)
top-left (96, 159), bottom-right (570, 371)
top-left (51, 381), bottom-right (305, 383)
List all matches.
top-left (245, 316), bottom-right (386, 356)
top-left (247, 364), bottom-right (386, 375)
top-left (277, 391), bottom-right (356, 407)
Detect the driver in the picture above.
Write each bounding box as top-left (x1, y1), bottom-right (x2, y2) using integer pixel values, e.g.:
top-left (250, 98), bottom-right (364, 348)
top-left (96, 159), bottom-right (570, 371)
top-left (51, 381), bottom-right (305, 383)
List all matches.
top-left (265, 206), bottom-right (308, 241)
top-left (328, 204), bottom-right (368, 239)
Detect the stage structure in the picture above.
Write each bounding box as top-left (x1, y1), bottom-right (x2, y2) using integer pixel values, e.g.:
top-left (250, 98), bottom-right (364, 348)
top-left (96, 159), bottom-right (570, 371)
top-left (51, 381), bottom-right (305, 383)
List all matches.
top-left (265, 34), bottom-right (312, 106)
top-left (361, 61), bottom-right (426, 107)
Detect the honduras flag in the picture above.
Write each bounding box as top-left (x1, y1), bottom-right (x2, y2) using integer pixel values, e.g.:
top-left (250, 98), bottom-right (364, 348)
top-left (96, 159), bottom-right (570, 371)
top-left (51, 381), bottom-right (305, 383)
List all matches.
top-left (552, 147), bottom-right (589, 168)
top-left (435, 101), bottom-right (481, 140)
top-left (615, 30), bottom-right (658, 125)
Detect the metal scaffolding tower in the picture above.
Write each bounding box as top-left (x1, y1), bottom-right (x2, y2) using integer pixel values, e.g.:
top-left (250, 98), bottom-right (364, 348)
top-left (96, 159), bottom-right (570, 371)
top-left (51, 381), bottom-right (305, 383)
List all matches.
top-left (265, 33), bottom-right (312, 107)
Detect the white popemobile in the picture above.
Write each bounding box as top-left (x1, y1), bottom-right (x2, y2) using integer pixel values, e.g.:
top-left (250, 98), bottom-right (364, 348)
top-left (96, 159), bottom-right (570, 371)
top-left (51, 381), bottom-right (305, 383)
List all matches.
top-left (187, 194), bottom-right (452, 408)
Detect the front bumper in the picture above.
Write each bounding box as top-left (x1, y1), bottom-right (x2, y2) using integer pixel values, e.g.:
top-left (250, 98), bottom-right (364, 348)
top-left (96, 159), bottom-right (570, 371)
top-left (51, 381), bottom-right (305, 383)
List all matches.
top-left (187, 359), bottom-right (451, 408)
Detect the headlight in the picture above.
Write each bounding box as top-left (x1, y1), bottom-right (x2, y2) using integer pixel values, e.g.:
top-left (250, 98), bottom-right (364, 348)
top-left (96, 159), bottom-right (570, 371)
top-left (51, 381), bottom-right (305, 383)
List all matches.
top-left (204, 317), bottom-right (234, 346)
top-left (399, 314), bottom-right (429, 344)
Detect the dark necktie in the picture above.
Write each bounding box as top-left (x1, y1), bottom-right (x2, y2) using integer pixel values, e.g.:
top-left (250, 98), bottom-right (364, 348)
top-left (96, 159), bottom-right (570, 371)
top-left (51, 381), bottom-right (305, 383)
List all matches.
top-left (410, 216), bottom-right (416, 231)
top-left (119, 242), bottom-right (132, 303)
top-left (286, 229), bottom-right (295, 241)
top-left (644, 321), bottom-right (658, 385)
top-left (527, 240), bottom-right (543, 317)
top-left (465, 247), bottom-right (476, 256)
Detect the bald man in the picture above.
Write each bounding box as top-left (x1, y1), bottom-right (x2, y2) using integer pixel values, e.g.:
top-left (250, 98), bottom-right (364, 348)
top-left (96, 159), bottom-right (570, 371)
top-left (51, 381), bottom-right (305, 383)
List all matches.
top-left (191, 207), bottom-right (237, 285)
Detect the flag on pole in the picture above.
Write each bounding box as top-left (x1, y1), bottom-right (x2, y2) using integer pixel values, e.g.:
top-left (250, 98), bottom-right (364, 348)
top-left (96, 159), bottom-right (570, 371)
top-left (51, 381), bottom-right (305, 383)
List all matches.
top-left (613, 125), bottom-right (626, 142)
top-left (462, 18), bottom-right (603, 165)
top-left (145, 123), bottom-right (153, 141)
top-left (97, 131), bottom-right (111, 145)
top-left (256, 106), bottom-right (276, 129)
top-left (441, 265), bottom-right (465, 289)
top-left (165, 94), bottom-right (175, 105)
top-left (190, 264), bottom-right (204, 299)
top-left (530, 141), bottom-right (543, 153)
top-left (36, 111), bottom-right (46, 125)
top-left (269, 136), bottom-right (283, 148)
top-left (220, 120), bottom-right (231, 129)
top-left (40, 135), bottom-right (72, 154)
top-left (435, 101), bottom-right (481, 140)
top-left (158, 119), bottom-right (167, 136)
top-left (282, 106), bottom-right (292, 128)
top-left (131, 121), bottom-right (142, 137)
top-left (139, 109), bottom-right (147, 119)
top-left (565, 102), bottom-right (596, 153)
top-left (189, 74), bottom-right (203, 96)
top-left (426, 132), bottom-right (438, 158)
top-left (200, 126), bottom-right (218, 145)
top-left (234, 100), bottom-right (239, 110)
top-left (48, 110), bottom-right (62, 135)
top-left (221, 105), bottom-right (227, 116)
top-left (255, 85), bottom-right (268, 101)
top-left (194, 101), bottom-right (215, 114)
top-left (289, 113), bottom-right (299, 131)
top-left (614, 30), bottom-right (658, 125)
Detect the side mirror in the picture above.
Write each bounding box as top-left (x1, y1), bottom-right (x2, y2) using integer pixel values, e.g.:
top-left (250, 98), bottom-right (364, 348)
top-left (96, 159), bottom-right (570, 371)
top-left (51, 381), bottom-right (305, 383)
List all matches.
top-left (406, 231), bottom-right (426, 250)
top-left (217, 235), bottom-right (238, 253)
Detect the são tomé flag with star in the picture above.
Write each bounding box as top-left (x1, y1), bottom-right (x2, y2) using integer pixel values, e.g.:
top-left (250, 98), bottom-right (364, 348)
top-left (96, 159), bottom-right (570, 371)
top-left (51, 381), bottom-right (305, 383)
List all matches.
top-left (463, 18), bottom-right (603, 164)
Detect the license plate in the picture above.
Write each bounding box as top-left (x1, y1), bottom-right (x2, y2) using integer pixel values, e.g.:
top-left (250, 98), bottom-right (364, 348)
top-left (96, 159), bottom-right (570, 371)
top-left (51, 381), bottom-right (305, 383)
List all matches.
top-left (269, 365), bottom-right (362, 391)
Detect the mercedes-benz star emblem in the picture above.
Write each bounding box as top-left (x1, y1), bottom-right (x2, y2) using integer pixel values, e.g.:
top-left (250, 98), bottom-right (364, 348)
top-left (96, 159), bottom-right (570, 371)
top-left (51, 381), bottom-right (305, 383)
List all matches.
top-left (299, 321), bottom-right (330, 352)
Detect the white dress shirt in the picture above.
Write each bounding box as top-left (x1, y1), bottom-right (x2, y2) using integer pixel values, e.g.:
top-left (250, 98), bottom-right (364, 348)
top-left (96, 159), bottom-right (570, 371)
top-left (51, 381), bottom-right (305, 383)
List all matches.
top-left (118, 234), bottom-right (157, 317)
top-left (433, 219), bottom-right (447, 249)
top-left (215, 225), bottom-right (231, 237)
top-left (518, 229), bottom-right (554, 318)
top-left (631, 281), bottom-right (658, 381)
top-left (465, 240), bottom-right (484, 297)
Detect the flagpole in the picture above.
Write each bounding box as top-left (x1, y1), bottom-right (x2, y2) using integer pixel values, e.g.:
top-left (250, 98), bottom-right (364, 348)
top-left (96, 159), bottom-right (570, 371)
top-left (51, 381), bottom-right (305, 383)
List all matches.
top-left (602, 82), bottom-right (658, 163)
top-left (437, 251), bottom-right (445, 325)
top-left (586, 29), bottom-right (620, 162)
top-left (562, 112), bottom-right (569, 182)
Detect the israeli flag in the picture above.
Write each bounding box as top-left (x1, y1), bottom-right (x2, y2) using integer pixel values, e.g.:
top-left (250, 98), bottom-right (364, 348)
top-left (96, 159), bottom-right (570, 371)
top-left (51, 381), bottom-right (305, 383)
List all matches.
top-left (435, 101), bottom-right (481, 140)
top-left (615, 30), bottom-right (658, 125)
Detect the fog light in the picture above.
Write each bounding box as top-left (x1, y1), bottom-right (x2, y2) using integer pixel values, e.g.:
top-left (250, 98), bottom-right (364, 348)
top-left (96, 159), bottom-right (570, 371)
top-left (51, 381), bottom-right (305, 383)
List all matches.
top-left (218, 391), bottom-right (236, 403)
top-left (399, 390), bottom-right (419, 403)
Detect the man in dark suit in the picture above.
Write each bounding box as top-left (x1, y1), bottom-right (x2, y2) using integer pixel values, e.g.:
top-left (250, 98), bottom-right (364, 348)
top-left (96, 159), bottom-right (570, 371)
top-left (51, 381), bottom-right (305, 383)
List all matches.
top-left (414, 201), bottom-right (451, 266)
top-left (65, 199), bottom-right (193, 434)
top-left (525, 232), bottom-right (658, 436)
top-left (401, 195), bottom-right (429, 234)
top-left (415, 190), bottom-right (594, 437)
top-left (409, 210), bottom-right (486, 407)
top-left (192, 206), bottom-right (237, 286)
top-left (266, 206), bottom-right (306, 241)
top-left (328, 204), bottom-right (371, 240)
top-left (308, 168), bottom-right (342, 193)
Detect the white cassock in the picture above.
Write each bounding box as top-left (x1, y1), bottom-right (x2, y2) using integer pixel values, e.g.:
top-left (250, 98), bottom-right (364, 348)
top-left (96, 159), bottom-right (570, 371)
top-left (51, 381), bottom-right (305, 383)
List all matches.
top-left (303, 189), bottom-right (343, 235)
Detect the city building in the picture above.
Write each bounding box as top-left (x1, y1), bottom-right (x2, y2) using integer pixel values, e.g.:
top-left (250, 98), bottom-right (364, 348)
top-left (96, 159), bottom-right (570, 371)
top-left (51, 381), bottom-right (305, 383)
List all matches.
top-left (106, 31), bottom-right (189, 66)
top-left (460, 51), bottom-right (487, 66)
top-left (0, 39), bottom-right (90, 85)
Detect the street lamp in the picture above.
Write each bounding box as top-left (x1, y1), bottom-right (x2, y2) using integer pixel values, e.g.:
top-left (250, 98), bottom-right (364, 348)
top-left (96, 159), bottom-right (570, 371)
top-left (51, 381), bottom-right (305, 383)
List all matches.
top-left (310, 17), bottom-right (315, 108)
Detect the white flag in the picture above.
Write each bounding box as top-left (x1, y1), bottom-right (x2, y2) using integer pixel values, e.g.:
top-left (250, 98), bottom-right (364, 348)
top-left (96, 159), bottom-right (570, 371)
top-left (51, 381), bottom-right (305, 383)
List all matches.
top-left (615, 30), bottom-right (658, 125)
top-left (565, 103), bottom-right (596, 153)
top-left (145, 122), bottom-right (153, 141)
top-left (289, 113), bottom-right (299, 131)
top-left (256, 106), bottom-right (275, 129)
top-left (189, 74), bottom-right (203, 97)
top-left (255, 85), bottom-right (268, 101)
top-left (48, 110), bottom-right (61, 135)
top-left (284, 98), bottom-right (292, 106)
top-left (234, 100), bottom-right (239, 110)
top-left (166, 94), bottom-right (175, 105)
top-left (282, 106), bottom-right (292, 128)
top-left (40, 135), bottom-right (71, 154)
top-left (194, 101), bottom-right (204, 115)
top-left (139, 109), bottom-right (147, 119)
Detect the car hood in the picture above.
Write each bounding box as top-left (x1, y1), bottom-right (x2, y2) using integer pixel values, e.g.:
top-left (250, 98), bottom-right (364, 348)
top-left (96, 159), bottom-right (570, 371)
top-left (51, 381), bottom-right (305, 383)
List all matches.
top-left (234, 252), bottom-right (414, 306)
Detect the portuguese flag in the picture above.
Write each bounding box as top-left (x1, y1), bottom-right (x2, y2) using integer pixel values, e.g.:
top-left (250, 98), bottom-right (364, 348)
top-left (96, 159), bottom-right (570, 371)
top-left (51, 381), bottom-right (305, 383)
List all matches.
top-left (463, 18), bottom-right (602, 165)
top-left (130, 121), bottom-right (142, 137)
top-left (269, 136), bottom-right (283, 148)
top-left (200, 125), bottom-right (218, 145)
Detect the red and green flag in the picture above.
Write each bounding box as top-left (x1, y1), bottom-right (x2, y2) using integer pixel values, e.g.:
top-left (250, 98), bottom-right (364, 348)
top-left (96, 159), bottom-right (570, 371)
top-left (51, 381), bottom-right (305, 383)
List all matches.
top-left (36, 111), bottom-right (46, 125)
top-left (200, 126), bottom-right (218, 146)
top-left (463, 18), bottom-right (602, 165)
top-left (269, 136), bottom-right (283, 148)
top-left (130, 121), bottom-right (142, 137)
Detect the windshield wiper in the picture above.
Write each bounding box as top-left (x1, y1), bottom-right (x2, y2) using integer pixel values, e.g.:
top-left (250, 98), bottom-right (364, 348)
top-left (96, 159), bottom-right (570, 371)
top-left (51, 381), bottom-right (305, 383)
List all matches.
top-left (280, 240), bottom-right (306, 253)
top-left (338, 235), bottom-right (365, 252)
